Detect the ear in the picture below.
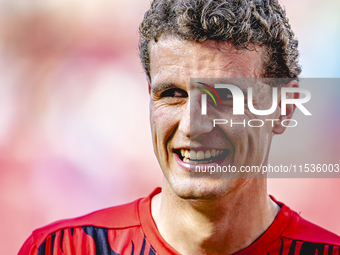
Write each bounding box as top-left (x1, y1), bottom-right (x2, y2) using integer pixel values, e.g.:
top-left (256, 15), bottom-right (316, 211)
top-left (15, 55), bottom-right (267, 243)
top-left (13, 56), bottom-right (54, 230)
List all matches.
top-left (272, 80), bottom-right (299, 135)
top-left (147, 76), bottom-right (151, 95)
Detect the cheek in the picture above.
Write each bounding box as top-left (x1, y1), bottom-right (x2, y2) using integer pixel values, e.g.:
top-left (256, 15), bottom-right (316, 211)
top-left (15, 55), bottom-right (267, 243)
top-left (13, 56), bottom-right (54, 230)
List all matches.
top-left (150, 104), bottom-right (168, 160)
top-left (150, 102), bottom-right (182, 141)
top-left (245, 122), bottom-right (272, 165)
top-left (151, 103), bottom-right (172, 128)
top-left (228, 117), bottom-right (268, 164)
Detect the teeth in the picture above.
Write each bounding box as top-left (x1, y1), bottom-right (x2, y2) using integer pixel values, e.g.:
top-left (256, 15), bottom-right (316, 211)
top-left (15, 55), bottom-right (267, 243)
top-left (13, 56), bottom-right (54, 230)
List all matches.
top-left (190, 150), bottom-right (197, 160)
top-left (179, 149), bottom-right (226, 161)
top-left (197, 151), bottom-right (204, 160)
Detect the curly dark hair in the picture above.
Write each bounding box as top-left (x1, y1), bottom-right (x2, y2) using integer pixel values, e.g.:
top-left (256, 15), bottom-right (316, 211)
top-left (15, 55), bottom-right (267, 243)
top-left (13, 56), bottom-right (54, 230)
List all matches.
top-left (139, 0), bottom-right (301, 80)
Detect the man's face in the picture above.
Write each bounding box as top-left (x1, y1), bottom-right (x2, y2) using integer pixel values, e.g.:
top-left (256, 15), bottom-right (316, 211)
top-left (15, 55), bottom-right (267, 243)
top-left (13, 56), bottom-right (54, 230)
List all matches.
top-left (148, 37), bottom-right (280, 200)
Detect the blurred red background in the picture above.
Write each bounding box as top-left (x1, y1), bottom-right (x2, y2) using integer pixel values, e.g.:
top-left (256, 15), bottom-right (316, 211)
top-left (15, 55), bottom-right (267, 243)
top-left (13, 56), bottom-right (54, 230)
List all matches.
top-left (0, 0), bottom-right (339, 254)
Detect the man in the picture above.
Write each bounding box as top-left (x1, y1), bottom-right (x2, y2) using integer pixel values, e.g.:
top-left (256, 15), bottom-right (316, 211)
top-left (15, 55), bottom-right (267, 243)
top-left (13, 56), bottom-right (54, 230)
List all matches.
top-left (19, 0), bottom-right (340, 254)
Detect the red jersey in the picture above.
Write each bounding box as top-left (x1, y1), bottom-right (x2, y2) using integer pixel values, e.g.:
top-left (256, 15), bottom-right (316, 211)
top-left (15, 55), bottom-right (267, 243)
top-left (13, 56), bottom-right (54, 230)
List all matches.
top-left (19, 188), bottom-right (340, 255)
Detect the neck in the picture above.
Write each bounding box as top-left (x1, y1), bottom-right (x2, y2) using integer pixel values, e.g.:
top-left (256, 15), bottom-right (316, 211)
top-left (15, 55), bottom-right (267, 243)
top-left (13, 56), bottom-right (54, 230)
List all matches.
top-left (151, 179), bottom-right (280, 255)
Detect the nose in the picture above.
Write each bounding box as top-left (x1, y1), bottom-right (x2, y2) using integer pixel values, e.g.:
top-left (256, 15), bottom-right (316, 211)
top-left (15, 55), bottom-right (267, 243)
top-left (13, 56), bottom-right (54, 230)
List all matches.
top-left (179, 91), bottom-right (214, 139)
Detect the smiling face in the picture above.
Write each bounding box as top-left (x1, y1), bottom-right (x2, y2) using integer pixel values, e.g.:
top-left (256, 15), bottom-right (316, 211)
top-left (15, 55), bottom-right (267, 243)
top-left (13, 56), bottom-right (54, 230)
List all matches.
top-left (149, 37), bottom-right (281, 200)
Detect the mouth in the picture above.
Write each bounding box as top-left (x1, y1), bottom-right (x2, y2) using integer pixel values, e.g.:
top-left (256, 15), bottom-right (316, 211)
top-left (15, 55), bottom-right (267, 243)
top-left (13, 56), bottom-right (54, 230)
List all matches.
top-left (174, 148), bottom-right (230, 164)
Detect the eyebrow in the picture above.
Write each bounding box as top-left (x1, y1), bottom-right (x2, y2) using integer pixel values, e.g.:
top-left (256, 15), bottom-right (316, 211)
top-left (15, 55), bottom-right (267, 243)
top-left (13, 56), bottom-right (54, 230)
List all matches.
top-left (151, 80), bottom-right (250, 96)
top-left (198, 81), bottom-right (249, 97)
top-left (215, 84), bottom-right (248, 97)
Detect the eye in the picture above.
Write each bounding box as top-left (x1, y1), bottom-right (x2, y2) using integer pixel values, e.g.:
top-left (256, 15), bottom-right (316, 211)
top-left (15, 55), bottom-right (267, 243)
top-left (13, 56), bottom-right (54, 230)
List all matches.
top-left (161, 88), bottom-right (188, 98)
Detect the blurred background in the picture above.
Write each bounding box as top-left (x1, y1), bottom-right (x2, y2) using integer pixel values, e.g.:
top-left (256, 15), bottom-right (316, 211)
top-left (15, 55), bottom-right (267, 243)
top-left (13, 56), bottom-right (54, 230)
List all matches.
top-left (0, 0), bottom-right (339, 254)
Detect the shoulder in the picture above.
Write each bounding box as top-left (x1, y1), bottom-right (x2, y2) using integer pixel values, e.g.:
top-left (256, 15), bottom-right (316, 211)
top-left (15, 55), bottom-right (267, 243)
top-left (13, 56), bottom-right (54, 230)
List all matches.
top-left (262, 196), bottom-right (340, 255)
top-left (283, 210), bottom-right (340, 246)
top-left (272, 196), bottom-right (340, 247)
top-left (39, 197), bottom-right (141, 232)
top-left (18, 197), bottom-right (143, 255)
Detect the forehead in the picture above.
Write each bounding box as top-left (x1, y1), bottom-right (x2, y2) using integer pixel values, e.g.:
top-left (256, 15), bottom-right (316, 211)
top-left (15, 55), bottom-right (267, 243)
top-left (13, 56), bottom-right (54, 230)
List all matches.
top-left (148, 37), bottom-right (265, 85)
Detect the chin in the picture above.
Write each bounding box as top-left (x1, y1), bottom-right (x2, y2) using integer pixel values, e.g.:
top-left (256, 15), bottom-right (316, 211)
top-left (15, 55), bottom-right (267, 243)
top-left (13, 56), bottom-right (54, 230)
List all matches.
top-left (166, 177), bottom-right (240, 201)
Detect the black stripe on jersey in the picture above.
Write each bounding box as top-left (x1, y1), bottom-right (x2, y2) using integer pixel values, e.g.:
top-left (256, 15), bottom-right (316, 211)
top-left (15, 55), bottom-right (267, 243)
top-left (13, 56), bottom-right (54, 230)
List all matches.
top-left (299, 242), bottom-right (324, 255)
top-left (149, 246), bottom-right (156, 255)
top-left (131, 241), bottom-right (135, 255)
top-left (288, 240), bottom-right (296, 255)
top-left (140, 237), bottom-right (146, 255)
top-left (82, 226), bottom-right (119, 255)
top-left (278, 239), bottom-right (284, 255)
top-left (273, 239), bottom-right (340, 255)
top-left (50, 233), bottom-right (55, 255)
top-left (38, 240), bottom-right (46, 255)
top-left (60, 229), bottom-right (64, 252)
top-left (37, 227), bottom-right (158, 255)
top-left (328, 245), bottom-right (333, 255)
